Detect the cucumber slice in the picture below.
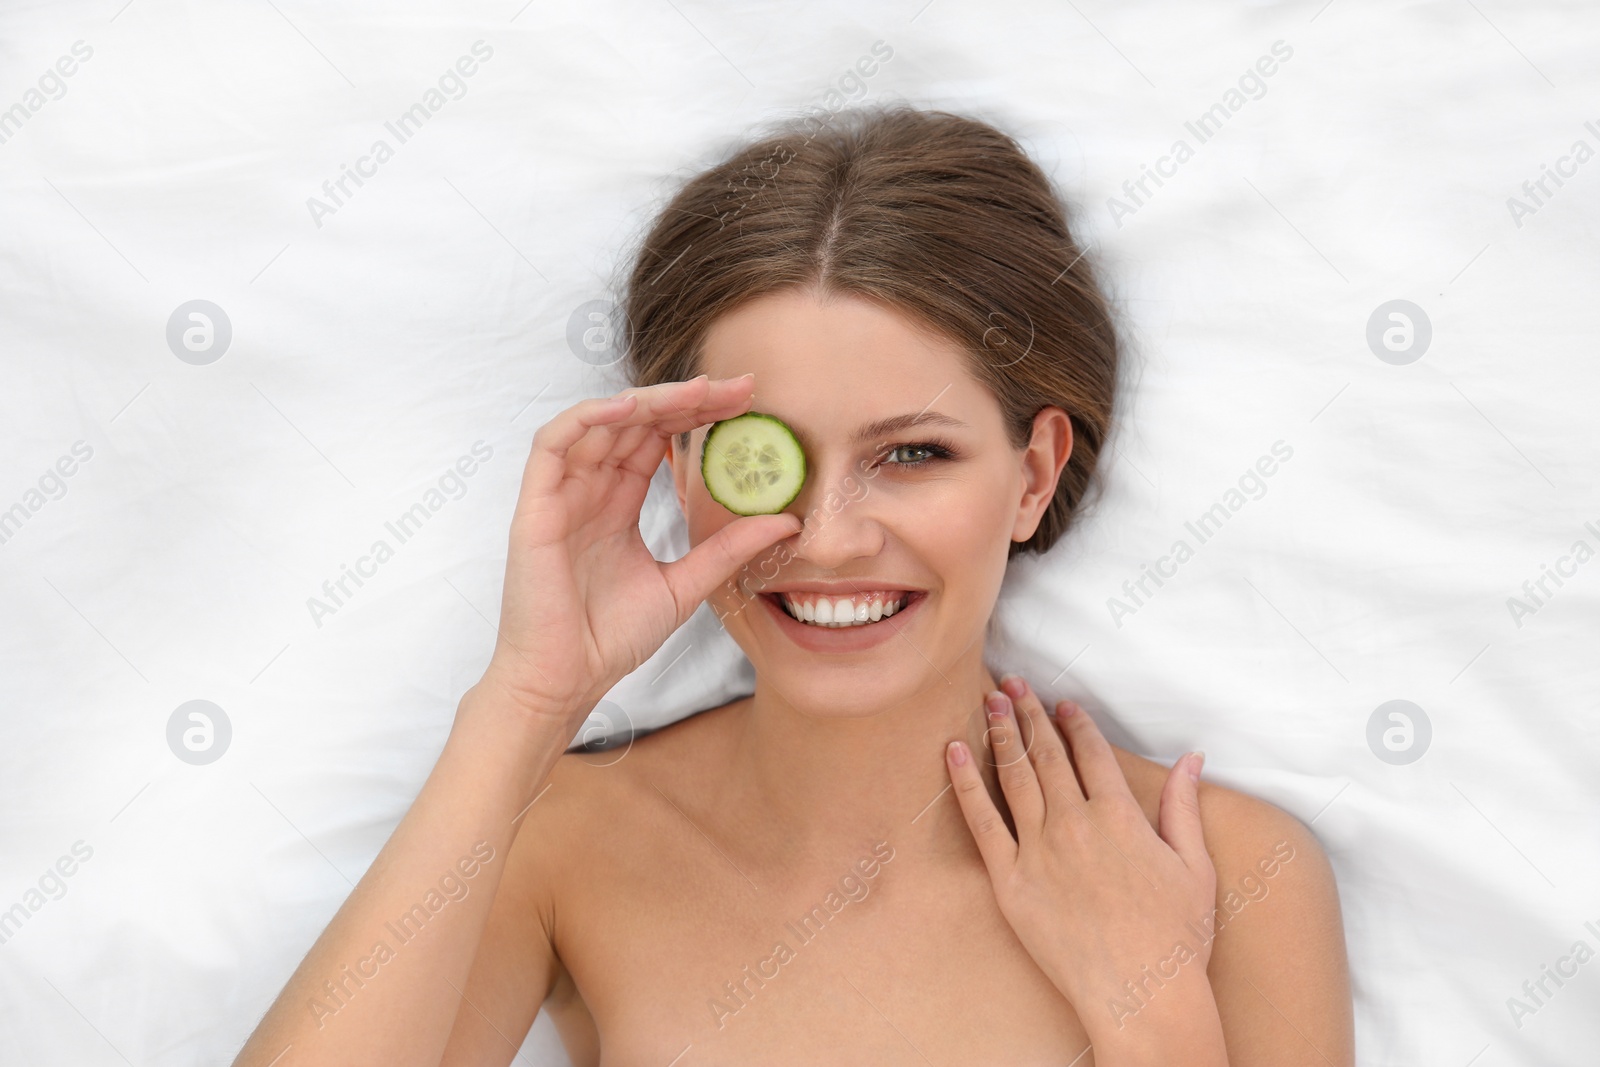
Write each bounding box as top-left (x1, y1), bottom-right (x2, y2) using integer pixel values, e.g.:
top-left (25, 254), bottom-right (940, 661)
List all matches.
top-left (701, 411), bottom-right (808, 515)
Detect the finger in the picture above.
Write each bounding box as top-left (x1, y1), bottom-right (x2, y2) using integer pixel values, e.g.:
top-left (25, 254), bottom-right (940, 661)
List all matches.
top-left (570, 375), bottom-right (751, 471)
top-left (525, 393), bottom-right (640, 498)
top-left (1051, 700), bottom-right (1129, 802)
top-left (613, 373), bottom-right (759, 436)
top-left (985, 691), bottom-right (1044, 837)
top-left (946, 739), bottom-right (1018, 877)
top-left (1158, 752), bottom-right (1211, 875)
top-left (999, 676), bottom-right (1079, 808)
top-left (523, 376), bottom-right (754, 498)
top-left (661, 512), bottom-right (803, 623)
top-left (611, 420), bottom-right (671, 480)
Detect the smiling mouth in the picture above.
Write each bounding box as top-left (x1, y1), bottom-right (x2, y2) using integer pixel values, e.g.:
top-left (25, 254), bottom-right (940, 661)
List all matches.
top-left (766, 591), bottom-right (918, 628)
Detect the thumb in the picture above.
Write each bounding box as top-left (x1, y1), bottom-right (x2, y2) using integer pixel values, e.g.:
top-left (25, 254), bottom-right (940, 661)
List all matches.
top-left (661, 513), bottom-right (803, 621)
top-left (1158, 751), bottom-right (1210, 876)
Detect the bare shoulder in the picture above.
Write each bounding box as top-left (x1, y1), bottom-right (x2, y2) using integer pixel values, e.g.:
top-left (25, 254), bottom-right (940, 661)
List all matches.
top-left (1107, 744), bottom-right (1354, 1065)
top-left (521, 696), bottom-right (749, 852)
top-left (1106, 744), bottom-right (1329, 876)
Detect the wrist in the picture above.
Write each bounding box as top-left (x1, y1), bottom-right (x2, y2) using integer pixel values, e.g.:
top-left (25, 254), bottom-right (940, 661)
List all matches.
top-left (448, 678), bottom-right (584, 785)
top-left (1081, 969), bottom-right (1228, 1067)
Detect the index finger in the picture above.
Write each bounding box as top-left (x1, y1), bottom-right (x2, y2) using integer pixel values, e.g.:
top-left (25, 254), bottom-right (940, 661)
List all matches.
top-left (524, 374), bottom-right (754, 497)
top-left (613, 373), bottom-right (760, 435)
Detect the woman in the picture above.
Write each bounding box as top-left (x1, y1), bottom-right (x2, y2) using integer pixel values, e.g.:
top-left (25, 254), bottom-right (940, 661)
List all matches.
top-left (234, 106), bottom-right (1353, 1066)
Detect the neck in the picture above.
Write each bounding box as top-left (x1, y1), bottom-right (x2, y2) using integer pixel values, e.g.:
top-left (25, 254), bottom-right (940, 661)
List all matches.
top-left (729, 650), bottom-right (1014, 868)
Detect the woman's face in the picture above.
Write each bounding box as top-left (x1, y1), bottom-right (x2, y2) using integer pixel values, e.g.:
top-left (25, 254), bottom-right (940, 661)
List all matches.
top-left (668, 286), bottom-right (1071, 717)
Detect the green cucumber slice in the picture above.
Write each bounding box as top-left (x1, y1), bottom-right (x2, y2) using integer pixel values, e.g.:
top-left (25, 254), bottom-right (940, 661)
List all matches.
top-left (701, 411), bottom-right (807, 515)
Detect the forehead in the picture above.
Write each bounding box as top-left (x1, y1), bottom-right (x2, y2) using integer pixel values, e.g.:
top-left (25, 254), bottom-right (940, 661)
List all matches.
top-left (697, 288), bottom-right (996, 436)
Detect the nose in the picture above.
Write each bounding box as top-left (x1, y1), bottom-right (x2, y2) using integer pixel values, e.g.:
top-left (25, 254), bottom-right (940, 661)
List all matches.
top-left (783, 458), bottom-right (883, 569)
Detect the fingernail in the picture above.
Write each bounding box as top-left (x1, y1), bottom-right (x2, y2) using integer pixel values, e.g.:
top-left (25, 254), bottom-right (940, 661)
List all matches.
top-left (998, 674), bottom-right (1025, 698)
top-left (948, 740), bottom-right (968, 766)
top-left (1057, 700), bottom-right (1078, 717)
top-left (1187, 751), bottom-right (1205, 782)
top-left (986, 691), bottom-right (1009, 720)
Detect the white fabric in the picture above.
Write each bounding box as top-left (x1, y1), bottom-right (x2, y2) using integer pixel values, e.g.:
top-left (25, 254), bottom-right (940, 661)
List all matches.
top-left (2, 1), bottom-right (1597, 1064)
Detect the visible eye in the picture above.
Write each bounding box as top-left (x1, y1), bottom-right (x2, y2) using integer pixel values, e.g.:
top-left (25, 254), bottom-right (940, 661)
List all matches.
top-left (879, 439), bottom-right (958, 468)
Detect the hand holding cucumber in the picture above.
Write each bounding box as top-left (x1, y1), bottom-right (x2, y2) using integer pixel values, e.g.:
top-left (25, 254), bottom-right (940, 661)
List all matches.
top-left (476, 374), bottom-right (804, 727)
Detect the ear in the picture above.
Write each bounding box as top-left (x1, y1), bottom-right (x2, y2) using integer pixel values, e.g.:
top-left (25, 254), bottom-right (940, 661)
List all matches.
top-left (1012, 406), bottom-right (1073, 544)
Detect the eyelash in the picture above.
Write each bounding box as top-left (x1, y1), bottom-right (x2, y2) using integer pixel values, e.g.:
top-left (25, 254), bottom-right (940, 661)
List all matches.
top-left (878, 438), bottom-right (959, 468)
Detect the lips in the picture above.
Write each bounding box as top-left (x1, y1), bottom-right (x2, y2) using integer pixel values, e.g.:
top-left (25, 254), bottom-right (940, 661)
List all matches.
top-left (758, 590), bottom-right (927, 653)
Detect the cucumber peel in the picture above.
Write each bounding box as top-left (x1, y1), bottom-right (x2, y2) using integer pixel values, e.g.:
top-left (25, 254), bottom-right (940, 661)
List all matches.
top-left (701, 411), bottom-right (807, 515)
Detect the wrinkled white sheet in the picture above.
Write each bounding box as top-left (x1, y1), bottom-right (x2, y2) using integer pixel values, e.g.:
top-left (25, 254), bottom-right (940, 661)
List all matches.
top-left (2, 1), bottom-right (1597, 1064)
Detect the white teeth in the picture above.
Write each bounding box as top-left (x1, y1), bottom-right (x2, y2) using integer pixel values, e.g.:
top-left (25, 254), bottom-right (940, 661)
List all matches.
top-left (779, 592), bottom-right (911, 628)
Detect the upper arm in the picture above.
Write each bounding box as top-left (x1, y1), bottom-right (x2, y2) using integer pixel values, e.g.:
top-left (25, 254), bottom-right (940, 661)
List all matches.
top-left (438, 754), bottom-right (580, 1067)
top-left (1201, 787), bottom-right (1355, 1067)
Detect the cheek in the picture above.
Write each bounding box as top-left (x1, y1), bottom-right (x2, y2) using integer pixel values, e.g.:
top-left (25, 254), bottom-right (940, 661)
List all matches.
top-left (933, 471), bottom-right (1019, 594)
top-left (929, 470), bottom-right (1017, 546)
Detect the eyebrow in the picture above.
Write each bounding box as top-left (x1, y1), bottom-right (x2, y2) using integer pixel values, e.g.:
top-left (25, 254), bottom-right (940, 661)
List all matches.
top-left (851, 411), bottom-right (970, 442)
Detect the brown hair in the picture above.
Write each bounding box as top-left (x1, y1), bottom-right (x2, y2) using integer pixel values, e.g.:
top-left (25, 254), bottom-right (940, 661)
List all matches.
top-left (617, 104), bottom-right (1121, 558)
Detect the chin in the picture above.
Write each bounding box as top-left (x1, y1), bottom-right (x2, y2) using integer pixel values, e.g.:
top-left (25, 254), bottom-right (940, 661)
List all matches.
top-left (758, 668), bottom-right (912, 719)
